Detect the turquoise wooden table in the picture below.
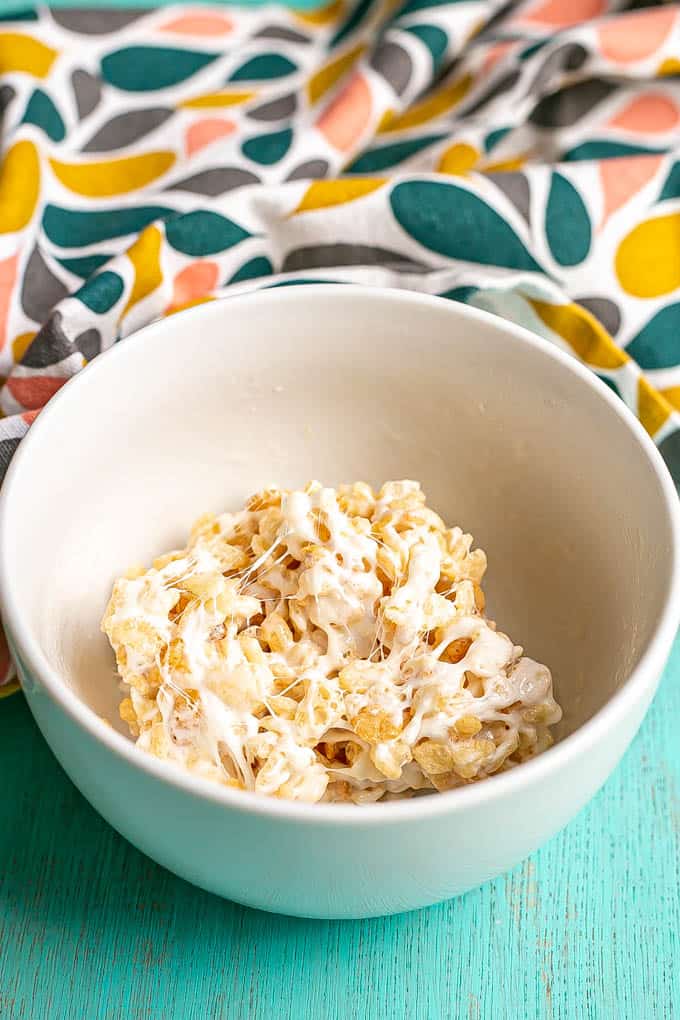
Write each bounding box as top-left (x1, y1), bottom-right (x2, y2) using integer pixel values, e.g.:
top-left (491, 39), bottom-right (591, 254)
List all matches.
top-left (1, 633), bottom-right (679, 1019)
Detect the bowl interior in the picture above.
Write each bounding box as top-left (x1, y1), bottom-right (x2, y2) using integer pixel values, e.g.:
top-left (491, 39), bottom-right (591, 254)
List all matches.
top-left (3, 287), bottom-right (675, 743)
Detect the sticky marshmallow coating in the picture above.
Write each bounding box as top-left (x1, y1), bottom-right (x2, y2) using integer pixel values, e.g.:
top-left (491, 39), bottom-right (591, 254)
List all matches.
top-left (102, 481), bottom-right (562, 804)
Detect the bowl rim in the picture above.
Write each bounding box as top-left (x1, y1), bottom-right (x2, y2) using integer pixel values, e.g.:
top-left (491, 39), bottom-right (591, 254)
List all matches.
top-left (1, 283), bottom-right (679, 826)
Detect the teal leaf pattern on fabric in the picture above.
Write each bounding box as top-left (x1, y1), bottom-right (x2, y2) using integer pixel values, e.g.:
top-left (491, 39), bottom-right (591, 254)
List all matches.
top-left (545, 173), bottom-right (591, 267)
top-left (439, 285), bottom-right (478, 303)
top-left (228, 256), bottom-right (274, 284)
top-left (101, 46), bottom-right (219, 91)
top-left (77, 271), bottom-right (125, 314)
top-left (229, 54), bottom-right (297, 82)
top-left (484, 127), bottom-right (510, 153)
top-left (0, 7), bottom-right (37, 20)
top-left (21, 88), bottom-right (65, 141)
top-left (658, 162), bottom-right (680, 203)
top-left (597, 375), bottom-right (622, 399)
top-left (165, 211), bottom-right (250, 256)
top-left (57, 254), bottom-right (112, 279)
top-left (390, 181), bottom-right (542, 272)
top-left (397, 0), bottom-right (470, 17)
top-left (330, 0), bottom-right (374, 49)
top-left (42, 205), bottom-right (173, 247)
top-left (349, 134), bottom-right (446, 172)
top-left (564, 141), bottom-right (666, 161)
top-left (242, 128), bottom-right (293, 166)
top-left (520, 40), bottom-right (548, 60)
top-left (626, 305), bottom-right (680, 370)
top-left (404, 25), bottom-right (448, 70)
top-left (265, 278), bottom-right (346, 288)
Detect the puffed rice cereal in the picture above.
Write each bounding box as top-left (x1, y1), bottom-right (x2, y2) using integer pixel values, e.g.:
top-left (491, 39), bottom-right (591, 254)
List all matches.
top-left (102, 481), bottom-right (562, 804)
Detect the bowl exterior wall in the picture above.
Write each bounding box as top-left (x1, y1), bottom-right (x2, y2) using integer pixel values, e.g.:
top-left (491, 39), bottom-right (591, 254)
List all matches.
top-left (14, 634), bottom-right (661, 919)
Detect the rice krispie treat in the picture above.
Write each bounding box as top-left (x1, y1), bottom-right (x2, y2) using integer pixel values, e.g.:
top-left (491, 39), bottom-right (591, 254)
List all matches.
top-left (102, 481), bottom-right (562, 804)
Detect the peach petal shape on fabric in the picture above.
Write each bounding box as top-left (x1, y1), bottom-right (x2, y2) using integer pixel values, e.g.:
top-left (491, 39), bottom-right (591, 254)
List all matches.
top-left (0, 252), bottom-right (17, 352)
top-left (515, 0), bottom-right (605, 30)
top-left (169, 261), bottom-right (219, 311)
top-left (6, 374), bottom-right (66, 409)
top-left (481, 41), bottom-right (516, 76)
top-left (599, 154), bottom-right (664, 227)
top-left (185, 118), bottom-right (236, 156)
top-left (316, 72), bottom-right (372, 153)
top-left (165, 295), bottom-right (215, 317)
top-left (598, 9), bottom-right (676, 64)
top-left (159, 12), bottom-right (233, 35)
top-left (608, 93), bottom-right (680, 133)
top-left (21, 408), bottom-right (39, 424)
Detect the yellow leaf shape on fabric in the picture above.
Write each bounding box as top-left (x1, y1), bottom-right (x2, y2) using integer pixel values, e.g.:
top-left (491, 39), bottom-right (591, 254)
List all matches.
top-left (616, 213), bottom-right (680, 298)
top-left (661, 384), bottom-right (680, 410)
top-left (0, 140), bottom-right (40, 234)
top-left (377, 108), bottom-right (396, 131)
top-left (295, 0), bottom-right (344, 26)
top-left (638, 375), bottom-right (671, 436)
top-left (529, 299), bottom-right (628, 369)
top-left (293, 177), bottom-right (385, 214)
top-left (378, 75), bottom-right (472, 134)
top-left (49, 151), bottom-right (175, 198)
top-left (482, 155), bottom-right (528, 172)
top-left (307, 43), bottom-right (365, 104)
top-left (0, 680), bottom-right (19, 699)
top-left (0, 33), bottom-right (57, 77)
top-left (180, 90), bottom-right (255, 109)
top-left (12, 332), bottom-right (36, 362)
top-left (438, 142), bottom-right (479, 175)
top-left (122, 225), bottom-right (163, 318)
top-left (657, 57), bottom-right (680, 76)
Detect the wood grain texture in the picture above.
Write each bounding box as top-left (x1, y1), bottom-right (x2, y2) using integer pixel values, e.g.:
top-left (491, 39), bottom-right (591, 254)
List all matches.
top-left (2, 633), bottom-right (679, 1019)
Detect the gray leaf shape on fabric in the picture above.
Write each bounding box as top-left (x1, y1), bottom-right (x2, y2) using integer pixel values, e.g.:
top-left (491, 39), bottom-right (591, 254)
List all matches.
top-left (576, 296), bottom-right (622, 336)
top-left (0, 84), bottom-right (15, 118)
top-left (20, 310), bottom-right (74, 369)
top-left (369, 41), bottom-right (412, 97)
top-left (659, 428), bottom-right (680, 481)
top-left (529, 79), bottom-right (617, 129)
top-left (530, 43), bottom-right (588, 95)
top-left (71, 69), bottom-right (102, 119)
top-left (461, 70), bottom-right (521, 117)
top-left (82, 107), bottom-right (174, 152)
top-left (248, 94), bottom-right (297, 122)
top-left (486, 172), bottom-right (531, 225)
top-left (282, 244), bottom-right (430, 273)
top-left (0, 437), bottom-right (20, 474)
top-left (253, 25), bottom-right (312, 44)
top-left (74, 328), bottom-right (102, 361)
top-left (51, 8), bottom-right (148, 34)
top-left (21, 248), bottom-right (70, 325)
top-left (286, 159), bottom-right (329, 181)
top-left (162, 167), bottom-right (260, 196)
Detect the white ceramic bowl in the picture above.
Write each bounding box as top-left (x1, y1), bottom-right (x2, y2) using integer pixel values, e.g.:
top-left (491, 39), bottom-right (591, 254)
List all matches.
top-left (1, 286), bottom-right (678, 919)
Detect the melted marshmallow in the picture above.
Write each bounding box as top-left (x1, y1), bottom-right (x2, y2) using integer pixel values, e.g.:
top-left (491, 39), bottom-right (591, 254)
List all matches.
top-left (102, 481), bottom-right (562, 804)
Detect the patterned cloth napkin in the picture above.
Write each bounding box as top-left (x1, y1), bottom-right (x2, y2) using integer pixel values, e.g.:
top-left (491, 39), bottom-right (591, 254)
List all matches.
top-left (1, 0), bottom-right (680, 694)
